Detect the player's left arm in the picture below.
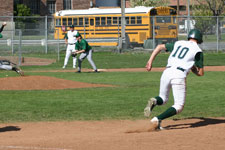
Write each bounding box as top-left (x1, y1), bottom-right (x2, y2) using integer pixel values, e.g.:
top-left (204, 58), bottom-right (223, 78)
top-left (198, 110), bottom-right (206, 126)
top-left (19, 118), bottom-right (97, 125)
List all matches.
top-left (191, 52), bottom-right (204, 76)
top-left (0, 22), bottom-right (6, 33)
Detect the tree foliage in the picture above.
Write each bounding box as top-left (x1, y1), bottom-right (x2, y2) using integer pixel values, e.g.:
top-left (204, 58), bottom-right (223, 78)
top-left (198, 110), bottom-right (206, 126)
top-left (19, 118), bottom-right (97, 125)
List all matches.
top-left (130, 0), bottom-right (169, 7)
top-left (193, 0), bottom-right (225, 16)
top-left (191, 0), bottom-right (225, 38)
top-left (14, 4), bottom-right (31, 16)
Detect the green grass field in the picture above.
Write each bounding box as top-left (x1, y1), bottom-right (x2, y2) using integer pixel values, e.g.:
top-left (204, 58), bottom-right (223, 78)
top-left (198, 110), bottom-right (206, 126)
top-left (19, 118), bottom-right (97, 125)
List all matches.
top-left (0, 52), bottom-right (224, 123)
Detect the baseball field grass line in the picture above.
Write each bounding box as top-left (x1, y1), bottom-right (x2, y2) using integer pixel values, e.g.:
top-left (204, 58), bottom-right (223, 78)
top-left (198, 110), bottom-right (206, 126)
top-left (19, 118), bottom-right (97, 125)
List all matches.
top-left (0, 71), bottom-right (224, 122)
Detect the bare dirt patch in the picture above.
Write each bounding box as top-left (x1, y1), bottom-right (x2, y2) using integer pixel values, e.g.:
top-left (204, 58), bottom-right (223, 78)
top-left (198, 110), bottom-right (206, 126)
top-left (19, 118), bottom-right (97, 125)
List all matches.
top-left (0, 76), bottom-right (113, 90)
top-left (0, 118), bottom-right (224, 150)
top-left (0, 56), bottom-right (56, 66)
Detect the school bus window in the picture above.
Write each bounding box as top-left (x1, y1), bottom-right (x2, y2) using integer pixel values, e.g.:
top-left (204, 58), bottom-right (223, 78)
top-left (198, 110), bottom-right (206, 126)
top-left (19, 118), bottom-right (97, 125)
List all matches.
top-left (101, 17), bottom-right (106, 25)
top-left (125, 17), bottom-right (129, 25)
top-left (63, 18), bottom-right (67, 26)
top-left (55, 18), bottom-right (61, 26)
top-left (156, 16), bottom-right (171, 23)
top-left (85, 18), bottom-right (89, 26)
top-left (68, 18), bottom-right (72, 25)
top-left (96, 17), bottom-right (100, 26)
top-left (119, 17), bottom-right (121, 25)
top-left (90, 19), bottom-right (94, 26)
top-left (131, 16), bottom-right (135, 24)
top-left (107, 17), bottom-right (111, 25)
top-left (113, 17), bottom-right (117, 24)
top-left (73, 18), bottom-right (77, 26)
top-left (137, 16), bottom-right (142, 24)
top-left (79, 17), bottom-right (83, 26)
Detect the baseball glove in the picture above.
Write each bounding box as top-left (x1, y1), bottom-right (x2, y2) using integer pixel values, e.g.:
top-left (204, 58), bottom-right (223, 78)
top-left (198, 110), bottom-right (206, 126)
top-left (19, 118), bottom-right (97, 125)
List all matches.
top-left (71, 53), bottom-right (77, 57)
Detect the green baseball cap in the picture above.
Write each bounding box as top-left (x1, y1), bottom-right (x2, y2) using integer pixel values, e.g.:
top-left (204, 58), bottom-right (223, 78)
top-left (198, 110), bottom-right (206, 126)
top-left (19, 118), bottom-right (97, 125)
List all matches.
top-left (75, 32), bottom-right (81, 37)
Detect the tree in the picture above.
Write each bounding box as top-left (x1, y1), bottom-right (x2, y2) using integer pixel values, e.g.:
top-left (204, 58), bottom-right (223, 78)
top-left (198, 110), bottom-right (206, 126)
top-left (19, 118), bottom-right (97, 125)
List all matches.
top-left (130, 0), bottom-right (169, 7)
top-left (194, 0), bottom-right (225, 16)
top-left (14, 4), bottom-right (31, 16)
top-left (14, 4), bottom-right (40, 34)
top-left (192, 0), bottom-right (225, 39)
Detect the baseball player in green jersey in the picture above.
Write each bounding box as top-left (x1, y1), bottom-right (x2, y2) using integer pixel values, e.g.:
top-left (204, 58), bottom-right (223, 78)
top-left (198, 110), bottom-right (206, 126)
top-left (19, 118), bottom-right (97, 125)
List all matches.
top-left (62, 25), bottom-right (78, 69)
top-left (144, 29), bottom-right (204, 130)
top-left (73, 33), bottom-right (98, 73)
top-left (0, 22), bottom-right (24, 76)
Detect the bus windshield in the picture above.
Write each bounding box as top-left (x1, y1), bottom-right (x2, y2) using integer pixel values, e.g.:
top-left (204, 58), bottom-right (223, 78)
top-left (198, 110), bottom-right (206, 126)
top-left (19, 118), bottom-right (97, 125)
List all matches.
top-left (156, 16), bottom-right (171, 23)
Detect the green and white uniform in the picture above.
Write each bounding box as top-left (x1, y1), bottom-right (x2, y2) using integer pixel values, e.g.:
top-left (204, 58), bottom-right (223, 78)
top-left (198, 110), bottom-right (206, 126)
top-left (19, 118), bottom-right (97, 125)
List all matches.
top-left (63, 30), bottom-right (78, 68)
top-left (157, 40), bottom-right (203, 114)
top-left (76, 39), bottom-right (97, 72)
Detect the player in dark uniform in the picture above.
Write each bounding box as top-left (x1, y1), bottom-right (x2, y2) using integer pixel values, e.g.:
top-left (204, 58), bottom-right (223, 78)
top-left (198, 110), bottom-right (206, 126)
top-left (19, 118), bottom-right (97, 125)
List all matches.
top-left (73, 33), bottom-right (98, 73)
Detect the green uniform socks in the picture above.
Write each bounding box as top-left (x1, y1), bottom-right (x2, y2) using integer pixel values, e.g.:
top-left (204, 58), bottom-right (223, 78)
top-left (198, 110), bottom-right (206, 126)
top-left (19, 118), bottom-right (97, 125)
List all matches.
top-left (157, 107), bottom-right (177, 120)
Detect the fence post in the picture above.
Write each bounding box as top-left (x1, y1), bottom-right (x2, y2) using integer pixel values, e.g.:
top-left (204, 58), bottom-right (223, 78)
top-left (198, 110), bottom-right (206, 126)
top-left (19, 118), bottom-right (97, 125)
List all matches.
top-left (57, 29), bottom-right (60, 61)
top-left (216, 16), bottom-right (219, 53)
top-left (45, 16), bottom-right (48, 54)
top-left (11, 16), bottom-right (14, 54)
top-left (152, 16), bottom-right (155, 49)
top-left (18, 29), bottom-right (22, 66)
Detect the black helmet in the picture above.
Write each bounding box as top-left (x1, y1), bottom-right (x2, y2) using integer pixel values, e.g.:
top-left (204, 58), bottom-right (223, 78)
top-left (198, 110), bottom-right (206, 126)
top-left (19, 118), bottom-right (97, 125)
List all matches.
top-left (188, 29), bottom-right (203, 44)
top-left (70, 25), bottom-right (74, 28)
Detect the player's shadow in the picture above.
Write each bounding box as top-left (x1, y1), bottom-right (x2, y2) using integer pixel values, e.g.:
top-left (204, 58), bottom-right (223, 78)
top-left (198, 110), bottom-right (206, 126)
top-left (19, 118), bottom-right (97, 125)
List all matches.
top-left (164, 117), bottom-right (225, 130)
top-left (0, 126), bottom-right (21, 133)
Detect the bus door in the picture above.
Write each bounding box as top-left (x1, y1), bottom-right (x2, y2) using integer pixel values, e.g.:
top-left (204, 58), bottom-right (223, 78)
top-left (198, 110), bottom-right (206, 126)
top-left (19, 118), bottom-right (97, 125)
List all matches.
top-left (89, 17), bottom-right (95, 38)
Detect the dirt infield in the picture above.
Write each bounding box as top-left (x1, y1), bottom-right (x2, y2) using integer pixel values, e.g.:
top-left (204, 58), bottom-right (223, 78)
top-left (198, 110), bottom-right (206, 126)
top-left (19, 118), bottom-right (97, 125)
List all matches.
top-left (0, 118), bottom-right (225, 150)
top-left (0, 76), bottom-right (113, 90)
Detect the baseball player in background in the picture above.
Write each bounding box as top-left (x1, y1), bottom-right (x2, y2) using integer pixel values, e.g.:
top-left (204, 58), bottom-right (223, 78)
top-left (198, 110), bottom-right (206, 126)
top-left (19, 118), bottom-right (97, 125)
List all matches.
top-left (144, 29), bottom-right (204, 130)
top-left (0, 22), bottom-right (24, 76)
top-left (73, 33), bottom-right (98, 73)
top-left (62, 25), bottom-right (78, 69)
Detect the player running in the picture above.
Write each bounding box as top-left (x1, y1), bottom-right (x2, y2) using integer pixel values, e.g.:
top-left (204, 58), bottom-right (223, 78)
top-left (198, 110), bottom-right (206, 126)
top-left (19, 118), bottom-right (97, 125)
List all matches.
top-left (0, 22), bottom-right (24, 76)
top-left (62, 25), bottom-right (78, 69)
top-left (144, 29), bottom-right (204, 130)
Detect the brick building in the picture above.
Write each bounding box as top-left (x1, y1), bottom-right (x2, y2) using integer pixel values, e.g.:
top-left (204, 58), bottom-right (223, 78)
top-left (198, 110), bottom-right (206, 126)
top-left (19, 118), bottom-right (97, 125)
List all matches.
top-left (0, 0), bottom-right (97, 16)
top-left (0, 0), bottom-right (194, 17)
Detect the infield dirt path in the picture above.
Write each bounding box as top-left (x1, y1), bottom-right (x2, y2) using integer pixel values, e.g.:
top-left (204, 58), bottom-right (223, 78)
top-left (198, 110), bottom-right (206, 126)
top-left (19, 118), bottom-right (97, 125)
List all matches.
top-left (0, 118), bottom-right (225, 150)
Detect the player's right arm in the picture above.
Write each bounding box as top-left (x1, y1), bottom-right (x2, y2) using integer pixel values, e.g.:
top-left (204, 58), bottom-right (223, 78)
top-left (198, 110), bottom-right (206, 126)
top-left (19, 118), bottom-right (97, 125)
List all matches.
top-left (64, 33), bottom-right (68, 45)
top-left (191, 52), bottom-right (204, 76)
top-left (146, 44), bottom-right (167, 71)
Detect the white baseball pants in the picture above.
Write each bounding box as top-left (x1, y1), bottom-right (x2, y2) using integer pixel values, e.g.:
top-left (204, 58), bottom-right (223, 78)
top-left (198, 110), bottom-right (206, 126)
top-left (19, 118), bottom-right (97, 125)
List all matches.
top-left (0, 65), bottom-right (13, 70)
top-left (63, 44), bottom-right (77, 68)
top-left (159, 68), bottom-right (186, 113)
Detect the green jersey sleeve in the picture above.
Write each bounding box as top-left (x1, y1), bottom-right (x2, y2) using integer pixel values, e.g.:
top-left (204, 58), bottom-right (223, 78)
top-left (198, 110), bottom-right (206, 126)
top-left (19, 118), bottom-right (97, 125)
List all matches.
top-left (0, 33), bottom-right (2, 38)
top-left (194, 52), bottom-right (204, 68)
top-left (64, 33), bottom-right (68, 39)
top-left (165, 43), bottom-right (175, 52)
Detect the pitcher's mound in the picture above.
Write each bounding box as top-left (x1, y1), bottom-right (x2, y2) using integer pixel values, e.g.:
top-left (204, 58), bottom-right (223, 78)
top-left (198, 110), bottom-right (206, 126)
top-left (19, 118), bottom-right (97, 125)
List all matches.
top-left (0, 76), bottom-right (113, 90)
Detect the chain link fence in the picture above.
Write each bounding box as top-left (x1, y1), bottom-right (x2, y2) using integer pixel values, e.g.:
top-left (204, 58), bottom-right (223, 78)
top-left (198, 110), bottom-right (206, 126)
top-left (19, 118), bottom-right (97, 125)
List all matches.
top-left (0, 16), bottom-right (224, 65)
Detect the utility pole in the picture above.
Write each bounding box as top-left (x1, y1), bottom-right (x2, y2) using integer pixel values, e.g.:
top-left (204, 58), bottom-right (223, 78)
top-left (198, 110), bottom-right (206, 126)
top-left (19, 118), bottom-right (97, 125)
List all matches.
top-left (187, 0), bottom-right (190, 33)
top-left (118, 0), bottom-right (126, 52)
top-left (177, 0), bottom-right (179, 16)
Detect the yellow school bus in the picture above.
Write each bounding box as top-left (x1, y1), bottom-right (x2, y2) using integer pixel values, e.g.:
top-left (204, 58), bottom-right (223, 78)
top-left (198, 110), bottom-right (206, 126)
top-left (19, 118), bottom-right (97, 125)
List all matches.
top-left (54, 6), bottom-right (177, 46)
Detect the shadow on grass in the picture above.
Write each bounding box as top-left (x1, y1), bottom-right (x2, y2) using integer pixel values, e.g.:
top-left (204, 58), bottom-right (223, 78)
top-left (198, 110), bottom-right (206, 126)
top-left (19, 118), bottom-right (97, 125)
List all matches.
top-left (165, 117), bottom-right (225, 130)
top-left (0, 126), bottom-right (21, 133)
